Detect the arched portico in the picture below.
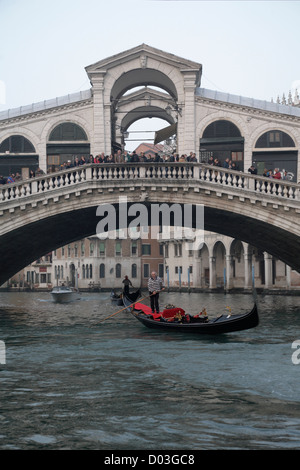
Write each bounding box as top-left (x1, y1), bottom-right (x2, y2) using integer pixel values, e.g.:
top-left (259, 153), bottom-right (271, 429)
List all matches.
top-left (85, 44), bottom-right (202, 156)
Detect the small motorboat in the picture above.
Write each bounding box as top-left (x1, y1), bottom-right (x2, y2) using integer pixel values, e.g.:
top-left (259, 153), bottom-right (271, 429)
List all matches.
top-left (123, 296), bottom-right (259, 335)
top-left (50, 285), bottom-right (80, 303)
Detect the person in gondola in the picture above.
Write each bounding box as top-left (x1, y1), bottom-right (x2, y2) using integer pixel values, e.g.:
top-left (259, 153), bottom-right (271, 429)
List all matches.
top-left (148, 271), bottom-right (165, 314)
top-left (122, 275), bottom-right (132, 295)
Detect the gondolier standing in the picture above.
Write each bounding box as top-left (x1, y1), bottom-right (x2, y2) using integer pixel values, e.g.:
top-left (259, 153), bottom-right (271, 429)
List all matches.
top-left (122, 275), bottom-right (132, 295)
top-left (148, 271), bottom-right (165, 314)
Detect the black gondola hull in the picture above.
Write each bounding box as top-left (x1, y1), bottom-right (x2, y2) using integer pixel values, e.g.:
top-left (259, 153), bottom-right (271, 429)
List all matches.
top-left (123, 295), bottom-right (259, 334)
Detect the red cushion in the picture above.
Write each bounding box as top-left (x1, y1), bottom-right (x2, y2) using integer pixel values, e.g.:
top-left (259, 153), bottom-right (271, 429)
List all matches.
top-left (162, 307), bottom-right (185, 318)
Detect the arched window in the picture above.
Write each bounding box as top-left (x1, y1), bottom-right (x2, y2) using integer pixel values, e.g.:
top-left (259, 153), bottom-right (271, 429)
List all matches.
top-left (82, 265), bottom-right (85, 279)
top-left (202, 120), bottom-right (242, 139)
top-left (253, 130), bottom-right (297, 180)
top-left (49, 123), bottom-right (88, 141)
top-left (0, 135), bottom-right (36, 153)
top-left (89, 264), bottom-right (93, 279)
top-left (131, 263), bottom-right (137, 278)
top-left (200, 120), bottom-right (244, 168)
top-left (99, 263), bottom-right (105, 278)
top-left (86, 264), bottom-right (89, 279)
top-left (255, 130), bottom-right (295, 148)
top-left (116, 263), bottom-right (122, 278)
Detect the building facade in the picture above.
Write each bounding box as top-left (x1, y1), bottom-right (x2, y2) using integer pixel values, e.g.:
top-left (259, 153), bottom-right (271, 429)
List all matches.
top-left (6, 231), bottom-right (300, 292)
top-left (162, 231), bottom-right (300, 291)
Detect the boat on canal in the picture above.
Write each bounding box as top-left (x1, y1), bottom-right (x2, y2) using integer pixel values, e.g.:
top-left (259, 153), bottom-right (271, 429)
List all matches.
top-left (111, 288), bottom-right (141, 306)
top-left (123, 295), bottom-right (259, 335)
top-left (50, 285), bottom-right (80, 303)
top-left (110, 290), bottom-right (123, 306)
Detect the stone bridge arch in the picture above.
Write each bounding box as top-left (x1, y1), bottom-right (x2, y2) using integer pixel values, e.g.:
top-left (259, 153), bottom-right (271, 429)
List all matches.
top-left (0, 163), bottom-right (300, 286)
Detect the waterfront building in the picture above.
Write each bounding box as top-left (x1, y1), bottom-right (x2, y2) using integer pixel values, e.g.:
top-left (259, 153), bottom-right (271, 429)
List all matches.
top-left (161, 231), bottom-right (300, 292)
top-left (5, 231), bottom-right (300, 293)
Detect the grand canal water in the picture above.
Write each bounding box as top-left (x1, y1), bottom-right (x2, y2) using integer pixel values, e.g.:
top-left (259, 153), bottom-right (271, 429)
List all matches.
top-left (0, 290), bottom-right (300, 450)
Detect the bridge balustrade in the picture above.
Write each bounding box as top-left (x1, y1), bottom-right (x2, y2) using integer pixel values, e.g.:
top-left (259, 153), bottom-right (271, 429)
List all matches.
top-left (0, 163), bottom-right (299, 203)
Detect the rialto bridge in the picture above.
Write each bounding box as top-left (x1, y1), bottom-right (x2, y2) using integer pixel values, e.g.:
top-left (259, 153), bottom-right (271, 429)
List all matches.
top-left (0, 162), bottom-right (300, 286)
top-left (0, 44), bottom-right (300, 180)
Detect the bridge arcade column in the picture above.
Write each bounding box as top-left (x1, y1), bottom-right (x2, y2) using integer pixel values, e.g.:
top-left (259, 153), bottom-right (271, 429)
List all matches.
top-left (244, 251), bottom-right (253, 289)
top-left (225, 254), bottom-right (234, 290)
top-left (209, 256), bottom-right (216, 289)
top-left (179, 70), bottom-right (198, 155)
top-left (264, 252), bottom-right (273, 288)
top-left (194, 257), bottom-right (202, 288)
top-left (90, 72), bottom-right (111, 155)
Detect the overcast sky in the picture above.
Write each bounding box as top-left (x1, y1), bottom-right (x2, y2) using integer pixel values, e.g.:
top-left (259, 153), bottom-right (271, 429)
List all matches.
top-left (1, 0), bottom-right (299, 150)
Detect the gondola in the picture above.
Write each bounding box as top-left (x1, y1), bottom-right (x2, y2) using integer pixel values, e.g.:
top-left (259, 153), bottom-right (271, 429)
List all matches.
top-left (123, 295), bottom-right (259, 335)
top-left (111, 288), bottom-right (141, 306)
top-left (110, 290), bottom-right (123, 306)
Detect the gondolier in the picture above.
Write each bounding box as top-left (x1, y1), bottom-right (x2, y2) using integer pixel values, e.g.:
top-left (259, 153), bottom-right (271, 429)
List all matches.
top-left (122, 275), bottom-right (132, 295)
top-left (148, 271), bottom-right (164, 314)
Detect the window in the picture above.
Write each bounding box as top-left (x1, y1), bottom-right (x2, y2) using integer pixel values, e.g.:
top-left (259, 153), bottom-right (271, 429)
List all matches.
top-left (159, 244), bottom-right (164, 256)
top-left (143, 264), bottom-right (150, 278)
top-left (255, 130), bottom-right (295, 148)
top-left (89, 264), bottom-right (93, 278)
top-left (269, 132), bottom-right (280, 143)
top-left (100, 263), bottom-right (105, 278)
top-left (99, 242), bottom-right (105, 256)
top-left (0, 135), bottom-right (36, 153)
top-left (175, 266), bottom-right (182, 274)
top-left (174, 244), bottom-right (182, 257)
top-left (68, 245), bottom-right (71, 257)
top-left (165, 245), bottom-right (169, 258)
top-left (116, 263), bottom-right (122, 278)
top-left (90, 243), bottom-right (94, 256)
top-left (82, 265), bottom-right (85, 279)
top-left (81, 242), bottom-right (85, 256)
top-left (142, 244), bottom-right (151, 255)
top-left (231, 151), bottom-right (243, 161)
top-left (131, 241), bottom-right (138, 256)
top-left (49, 123), bottom-right (88, 141)
top-left (131, 263), bottom-right (137, 278)
top-left (115, 242), bottom-right (122, 257)
top-left (158, 263), bottom-right (164, 278)
top-left (74, 244), bottom-right (78, 257)
top-left (202, 120), bottom-right (242, 139)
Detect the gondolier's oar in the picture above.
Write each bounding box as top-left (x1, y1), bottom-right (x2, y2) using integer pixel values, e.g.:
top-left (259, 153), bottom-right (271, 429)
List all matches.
top-left (95, 290), bottom-right (163, 325)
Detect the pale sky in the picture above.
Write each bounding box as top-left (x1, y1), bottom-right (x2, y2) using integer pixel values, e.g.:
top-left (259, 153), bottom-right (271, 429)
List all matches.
top-left (0, 0), bottom-right (299, 150)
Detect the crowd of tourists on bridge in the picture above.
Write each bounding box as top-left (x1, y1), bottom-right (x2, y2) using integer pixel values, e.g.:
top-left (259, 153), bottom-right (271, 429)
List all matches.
top-left (0, 149), bottom-right (293, 183)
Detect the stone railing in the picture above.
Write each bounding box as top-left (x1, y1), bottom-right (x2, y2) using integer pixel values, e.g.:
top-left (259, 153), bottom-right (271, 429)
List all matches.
top-left (0, 163), bottom-right (299, 203)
